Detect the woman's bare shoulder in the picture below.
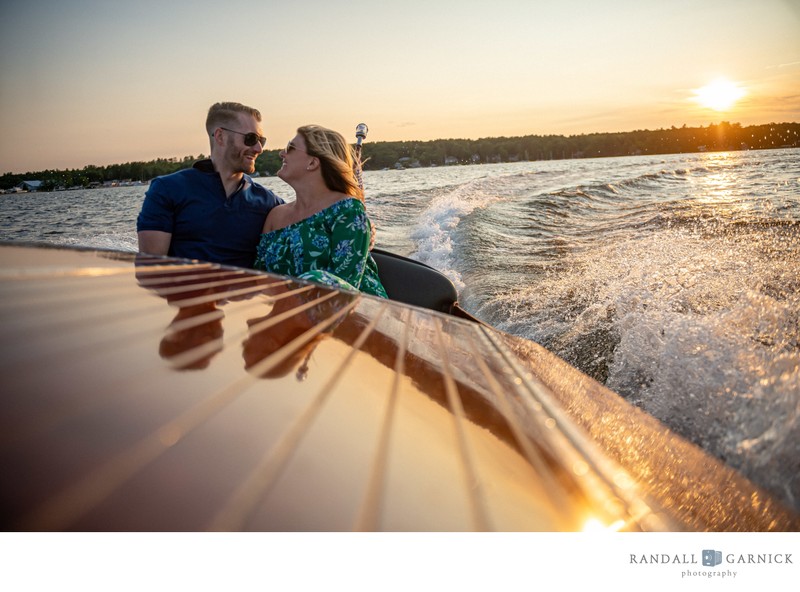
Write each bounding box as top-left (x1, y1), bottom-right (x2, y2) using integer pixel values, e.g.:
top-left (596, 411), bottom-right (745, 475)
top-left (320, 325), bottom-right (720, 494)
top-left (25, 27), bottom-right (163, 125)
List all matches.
top-left (263, 203), bottom-right (293, 232)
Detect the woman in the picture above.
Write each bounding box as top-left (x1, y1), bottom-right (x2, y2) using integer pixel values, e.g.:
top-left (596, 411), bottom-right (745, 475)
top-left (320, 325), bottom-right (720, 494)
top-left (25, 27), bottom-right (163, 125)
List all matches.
top-left (254, 125), bottom-right (387, 298)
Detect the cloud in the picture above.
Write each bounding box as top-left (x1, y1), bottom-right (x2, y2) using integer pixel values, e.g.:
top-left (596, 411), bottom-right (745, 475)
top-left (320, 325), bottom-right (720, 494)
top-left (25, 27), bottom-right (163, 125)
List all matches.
top-left (765, 60), bottom-right (800, 69)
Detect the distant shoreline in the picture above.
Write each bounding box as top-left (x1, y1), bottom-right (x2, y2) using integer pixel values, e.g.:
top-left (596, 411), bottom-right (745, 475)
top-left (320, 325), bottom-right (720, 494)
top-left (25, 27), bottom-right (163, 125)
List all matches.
top-left (2, 121), bottom-right (798, 191)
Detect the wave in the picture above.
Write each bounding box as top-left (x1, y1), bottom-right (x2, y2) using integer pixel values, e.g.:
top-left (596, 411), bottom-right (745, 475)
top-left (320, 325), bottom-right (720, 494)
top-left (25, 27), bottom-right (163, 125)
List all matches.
top-left (408, 176), bottom-right (507, 291)
top-left (477, 215), bottom-right (800, 509)
top-left (545, 166), bottom-right (693, 203)
top-left (46, 233), bottom-right (139, 253)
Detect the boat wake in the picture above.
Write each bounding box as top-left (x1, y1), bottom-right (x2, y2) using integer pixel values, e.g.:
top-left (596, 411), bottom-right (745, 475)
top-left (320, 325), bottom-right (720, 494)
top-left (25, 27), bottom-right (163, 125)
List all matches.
top-left (479, 223), bottom-right (800, 511)
top-left (409, 175), bottom-right (507, 292)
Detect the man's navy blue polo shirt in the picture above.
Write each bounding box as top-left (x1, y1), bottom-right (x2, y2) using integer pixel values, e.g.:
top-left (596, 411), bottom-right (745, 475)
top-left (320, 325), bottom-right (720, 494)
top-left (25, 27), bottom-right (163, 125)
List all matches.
top-left (137, 159), bottom-right (284, 268)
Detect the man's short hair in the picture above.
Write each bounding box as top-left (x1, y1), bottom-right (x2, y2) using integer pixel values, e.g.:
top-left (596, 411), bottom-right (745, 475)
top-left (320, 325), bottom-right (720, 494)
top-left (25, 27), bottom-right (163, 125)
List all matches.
top-left (206, 102), bottom-right (262, 136)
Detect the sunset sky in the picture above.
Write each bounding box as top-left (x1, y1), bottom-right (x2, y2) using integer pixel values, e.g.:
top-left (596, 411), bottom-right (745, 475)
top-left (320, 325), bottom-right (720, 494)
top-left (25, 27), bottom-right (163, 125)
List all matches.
top-left (1, 0), bottom-right (798, 173)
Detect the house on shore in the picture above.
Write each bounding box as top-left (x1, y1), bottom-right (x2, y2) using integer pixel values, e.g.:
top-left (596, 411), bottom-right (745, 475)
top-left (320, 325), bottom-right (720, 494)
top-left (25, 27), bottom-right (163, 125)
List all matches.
top-left (17, 180), bottom-right (43, 192)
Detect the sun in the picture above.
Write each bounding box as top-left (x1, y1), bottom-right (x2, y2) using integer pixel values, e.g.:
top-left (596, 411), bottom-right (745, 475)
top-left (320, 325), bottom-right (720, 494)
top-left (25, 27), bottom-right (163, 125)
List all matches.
top-left (692, 77), bottom-right (746, 111)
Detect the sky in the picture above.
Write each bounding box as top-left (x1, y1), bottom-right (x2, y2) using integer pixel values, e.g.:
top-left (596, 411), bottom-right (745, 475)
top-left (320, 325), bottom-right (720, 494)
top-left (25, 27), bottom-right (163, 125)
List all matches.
top-left (0, 0), bottom-right (798, 173)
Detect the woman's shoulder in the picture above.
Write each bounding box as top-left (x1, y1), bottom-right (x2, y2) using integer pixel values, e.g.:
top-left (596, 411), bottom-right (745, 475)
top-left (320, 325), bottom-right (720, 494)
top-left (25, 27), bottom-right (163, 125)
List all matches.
top-left (262, 196), bottom-right (364, 235)
top-left (261, 203), bottom-right (295, 234)
top-left (329, 196), bottom-right (365, 214)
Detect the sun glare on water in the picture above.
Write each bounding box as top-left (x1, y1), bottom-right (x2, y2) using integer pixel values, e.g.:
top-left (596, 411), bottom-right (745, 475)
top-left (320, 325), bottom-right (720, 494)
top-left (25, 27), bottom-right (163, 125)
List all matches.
top-left (692, 77), bottom-right (746, 111)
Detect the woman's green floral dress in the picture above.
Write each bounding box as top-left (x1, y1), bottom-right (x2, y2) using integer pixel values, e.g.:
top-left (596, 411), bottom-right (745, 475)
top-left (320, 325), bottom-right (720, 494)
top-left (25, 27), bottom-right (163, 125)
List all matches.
top-left (254, 198), bottom-right (388, 298)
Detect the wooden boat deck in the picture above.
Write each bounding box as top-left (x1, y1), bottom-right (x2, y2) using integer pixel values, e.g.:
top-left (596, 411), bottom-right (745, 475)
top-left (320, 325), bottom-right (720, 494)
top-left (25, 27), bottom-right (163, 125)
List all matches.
top-left (1, 243), bottom-right (797, 531)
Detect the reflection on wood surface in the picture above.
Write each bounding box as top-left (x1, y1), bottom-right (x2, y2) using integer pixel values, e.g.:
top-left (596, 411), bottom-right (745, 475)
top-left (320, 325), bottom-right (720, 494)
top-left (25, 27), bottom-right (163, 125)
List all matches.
top-left (0, 244), bottom-right (797, 531)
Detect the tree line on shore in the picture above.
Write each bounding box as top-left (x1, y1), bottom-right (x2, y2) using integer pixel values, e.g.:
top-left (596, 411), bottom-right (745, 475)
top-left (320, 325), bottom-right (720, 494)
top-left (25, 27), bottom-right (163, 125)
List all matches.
top-left (2, 121), bottom-right (798, 191)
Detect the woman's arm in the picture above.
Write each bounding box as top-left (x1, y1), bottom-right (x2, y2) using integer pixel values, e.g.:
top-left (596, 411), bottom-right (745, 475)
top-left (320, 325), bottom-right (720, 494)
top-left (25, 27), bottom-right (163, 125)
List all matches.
top-left (327, 200), bottom-right (372, 288)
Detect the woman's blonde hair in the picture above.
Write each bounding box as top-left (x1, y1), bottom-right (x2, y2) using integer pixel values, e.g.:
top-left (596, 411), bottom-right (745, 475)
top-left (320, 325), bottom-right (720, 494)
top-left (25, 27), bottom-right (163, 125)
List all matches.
top-left (297, 125), bottom-right (364, 201)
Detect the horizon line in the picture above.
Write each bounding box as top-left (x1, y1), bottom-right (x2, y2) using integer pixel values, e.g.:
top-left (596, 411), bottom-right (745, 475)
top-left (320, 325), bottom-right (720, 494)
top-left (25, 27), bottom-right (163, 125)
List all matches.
top-left (3, 120), bottom-right (798, 176)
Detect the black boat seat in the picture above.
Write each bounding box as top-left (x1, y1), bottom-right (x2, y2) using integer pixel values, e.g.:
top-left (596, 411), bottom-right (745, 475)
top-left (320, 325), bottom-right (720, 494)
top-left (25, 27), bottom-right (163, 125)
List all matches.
top-left (371, 248), bottom-right (458, 314)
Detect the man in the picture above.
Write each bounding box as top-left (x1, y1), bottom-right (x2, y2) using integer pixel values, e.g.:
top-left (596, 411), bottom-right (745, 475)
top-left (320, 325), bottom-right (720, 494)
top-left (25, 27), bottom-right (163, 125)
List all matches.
top-left (137, 102), bottom-right (283, 268)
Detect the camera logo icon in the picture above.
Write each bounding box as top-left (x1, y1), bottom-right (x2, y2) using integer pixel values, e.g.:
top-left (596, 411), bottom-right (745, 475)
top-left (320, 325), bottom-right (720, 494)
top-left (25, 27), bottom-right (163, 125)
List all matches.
top-left (702, 550), bottom-right (722, 567)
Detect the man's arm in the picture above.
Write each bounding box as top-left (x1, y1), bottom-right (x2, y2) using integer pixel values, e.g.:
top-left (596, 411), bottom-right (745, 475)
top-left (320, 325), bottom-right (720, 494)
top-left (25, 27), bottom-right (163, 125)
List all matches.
top-left (138, 230), bottom-right (173, 256)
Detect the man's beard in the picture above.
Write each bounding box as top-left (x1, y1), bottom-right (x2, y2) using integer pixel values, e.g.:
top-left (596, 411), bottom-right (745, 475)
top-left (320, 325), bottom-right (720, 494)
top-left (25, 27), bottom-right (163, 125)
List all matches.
top-left (229, 150), bottom-right (256, 174)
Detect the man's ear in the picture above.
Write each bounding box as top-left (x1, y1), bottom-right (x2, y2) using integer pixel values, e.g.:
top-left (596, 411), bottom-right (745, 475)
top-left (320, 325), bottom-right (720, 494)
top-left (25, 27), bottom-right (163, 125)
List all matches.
top-left (212, 128), bottom-right (225, 147)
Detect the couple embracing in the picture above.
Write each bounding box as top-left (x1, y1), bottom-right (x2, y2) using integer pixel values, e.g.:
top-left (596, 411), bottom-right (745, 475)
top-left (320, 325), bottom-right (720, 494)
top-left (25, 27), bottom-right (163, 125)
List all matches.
top-left (137, 101), bottom-right (387, 298)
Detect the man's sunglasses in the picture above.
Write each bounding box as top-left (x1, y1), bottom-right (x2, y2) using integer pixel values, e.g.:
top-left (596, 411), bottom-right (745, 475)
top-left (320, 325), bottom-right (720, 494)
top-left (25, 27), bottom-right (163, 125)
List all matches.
top-left (219, 127), bottom-right (267, 147)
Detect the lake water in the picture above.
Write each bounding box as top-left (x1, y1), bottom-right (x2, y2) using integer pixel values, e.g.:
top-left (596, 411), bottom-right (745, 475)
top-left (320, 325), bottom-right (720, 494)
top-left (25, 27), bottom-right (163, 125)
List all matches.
top-left (2, 148), bottom-right (798, 512)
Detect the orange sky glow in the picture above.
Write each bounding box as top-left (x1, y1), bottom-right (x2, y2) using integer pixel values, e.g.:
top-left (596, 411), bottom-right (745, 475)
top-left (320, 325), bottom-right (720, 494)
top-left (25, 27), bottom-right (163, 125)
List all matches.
top-left (0, 0), bottom-right (798, 173)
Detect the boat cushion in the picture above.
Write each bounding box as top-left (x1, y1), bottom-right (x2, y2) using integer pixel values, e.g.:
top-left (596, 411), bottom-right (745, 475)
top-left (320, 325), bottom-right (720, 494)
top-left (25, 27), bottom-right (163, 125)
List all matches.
top-left (371, 248), bottom-right (458, 314)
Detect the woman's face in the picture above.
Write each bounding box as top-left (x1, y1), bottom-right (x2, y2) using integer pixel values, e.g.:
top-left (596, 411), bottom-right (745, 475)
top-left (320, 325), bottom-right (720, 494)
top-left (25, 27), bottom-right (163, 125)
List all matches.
top-left (277, 134), bottom-right (311, 182)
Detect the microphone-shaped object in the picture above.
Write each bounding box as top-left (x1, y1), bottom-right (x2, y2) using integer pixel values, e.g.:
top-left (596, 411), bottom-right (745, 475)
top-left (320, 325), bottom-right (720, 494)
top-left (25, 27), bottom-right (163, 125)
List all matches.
top-left (355, 123), bottom-right (368, 148)
top-left (354, 124), bottom-right (369, 191)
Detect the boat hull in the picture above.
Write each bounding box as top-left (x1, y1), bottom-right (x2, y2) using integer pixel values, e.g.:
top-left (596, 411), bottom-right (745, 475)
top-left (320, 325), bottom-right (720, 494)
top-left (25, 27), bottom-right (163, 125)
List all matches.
top-left (0, 243), bottom-right (796, 531)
